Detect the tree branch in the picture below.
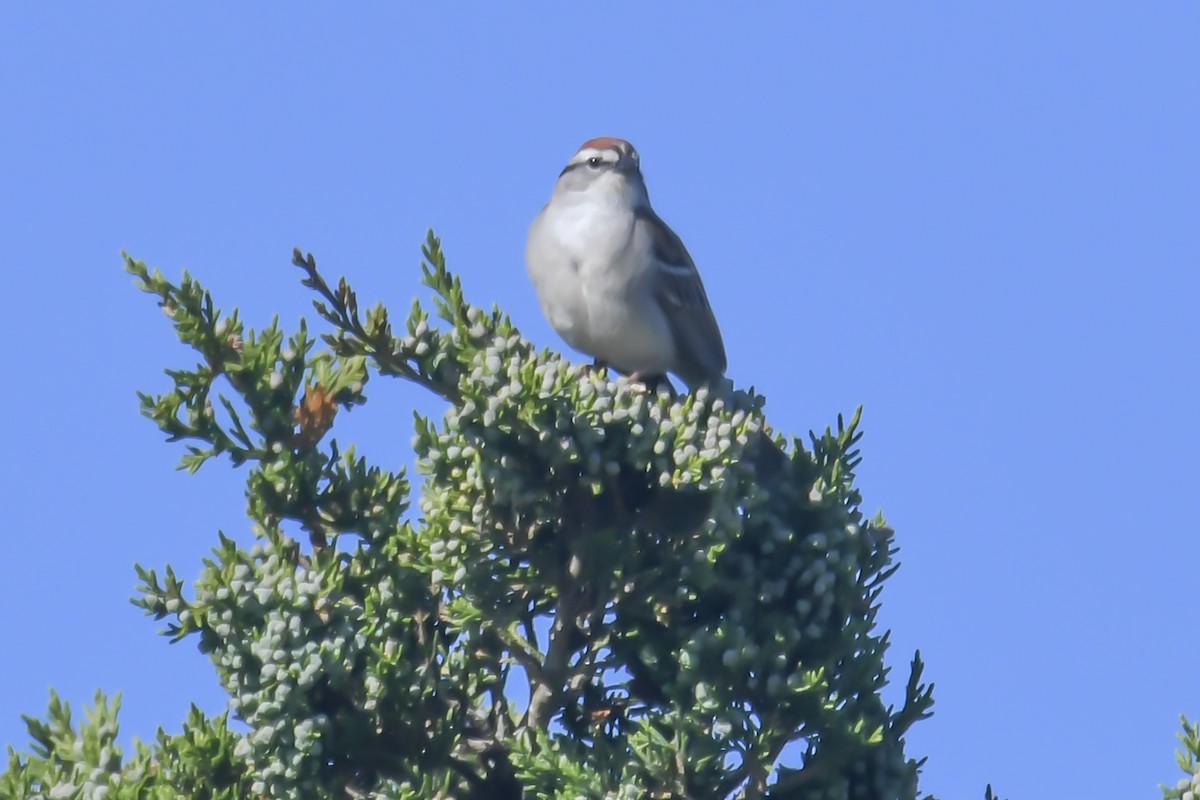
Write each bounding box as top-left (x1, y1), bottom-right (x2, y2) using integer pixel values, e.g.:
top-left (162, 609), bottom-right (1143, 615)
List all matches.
top-left (292, 248), bottom-right (461, 403)
top-left (526, 585), bottom-right (579, 730)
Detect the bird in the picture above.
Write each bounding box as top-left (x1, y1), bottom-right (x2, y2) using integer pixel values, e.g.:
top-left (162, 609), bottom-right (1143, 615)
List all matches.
top-left (525, 137), bottom-right (726, 391)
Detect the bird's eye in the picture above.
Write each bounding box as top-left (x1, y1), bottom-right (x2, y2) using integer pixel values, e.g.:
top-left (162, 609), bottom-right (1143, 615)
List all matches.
top-left (587, 156), bottom-right (604, 168)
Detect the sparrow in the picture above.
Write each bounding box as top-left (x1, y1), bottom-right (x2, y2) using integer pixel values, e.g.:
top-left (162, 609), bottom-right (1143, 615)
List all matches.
top-left (524, 137), bottom-right (726, 390)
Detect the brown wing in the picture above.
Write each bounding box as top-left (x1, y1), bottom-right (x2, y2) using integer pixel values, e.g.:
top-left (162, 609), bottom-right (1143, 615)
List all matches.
top-left (637, 208), bottom-right (728, 387)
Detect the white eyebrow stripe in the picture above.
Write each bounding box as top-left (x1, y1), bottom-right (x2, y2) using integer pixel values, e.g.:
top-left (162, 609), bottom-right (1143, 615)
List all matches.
top-left (570, 147), bottom-right (621, 165)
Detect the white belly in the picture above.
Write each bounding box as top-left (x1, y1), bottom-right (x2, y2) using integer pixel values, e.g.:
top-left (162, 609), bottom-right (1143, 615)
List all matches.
top-left (527, 202), bottom-right (676, 376)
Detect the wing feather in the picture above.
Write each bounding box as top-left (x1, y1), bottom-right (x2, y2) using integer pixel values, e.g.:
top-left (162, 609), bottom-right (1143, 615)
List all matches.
top-left (637, 208), bottom-right (728, 386)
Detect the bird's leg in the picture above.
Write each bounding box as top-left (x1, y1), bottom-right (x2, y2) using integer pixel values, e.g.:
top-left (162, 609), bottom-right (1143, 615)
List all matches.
top-left (588, 358), bottom-right (611, 378)
top-left (590, 359), bottom-right (678, 399)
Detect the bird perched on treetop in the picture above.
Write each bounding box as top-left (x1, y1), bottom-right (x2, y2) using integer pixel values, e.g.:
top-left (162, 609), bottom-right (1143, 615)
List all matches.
top-left (525, 137), bottom-right (726, 390)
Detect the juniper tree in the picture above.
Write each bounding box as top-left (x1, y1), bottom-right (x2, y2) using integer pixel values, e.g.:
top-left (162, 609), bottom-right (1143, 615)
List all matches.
top-left (1165, 718), bottom-right (1200, 800)
top-left (5, 233), bottom-right (952, 799)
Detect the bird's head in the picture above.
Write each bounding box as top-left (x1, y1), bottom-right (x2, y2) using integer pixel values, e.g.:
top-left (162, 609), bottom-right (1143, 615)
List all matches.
top-left (554, 137), bottom-right (648, 206)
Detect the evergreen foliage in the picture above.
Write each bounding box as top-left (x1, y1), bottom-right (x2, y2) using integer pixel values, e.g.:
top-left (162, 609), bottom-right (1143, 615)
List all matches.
top-left (18, 233), bottom-right (1191, 798)
top-left (1164, 717), bottom-right (1200, 800)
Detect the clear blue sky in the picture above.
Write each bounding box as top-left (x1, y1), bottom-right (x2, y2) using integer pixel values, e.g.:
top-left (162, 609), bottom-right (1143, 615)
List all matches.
top-left (1, 4), bottom-right (1196, 797)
